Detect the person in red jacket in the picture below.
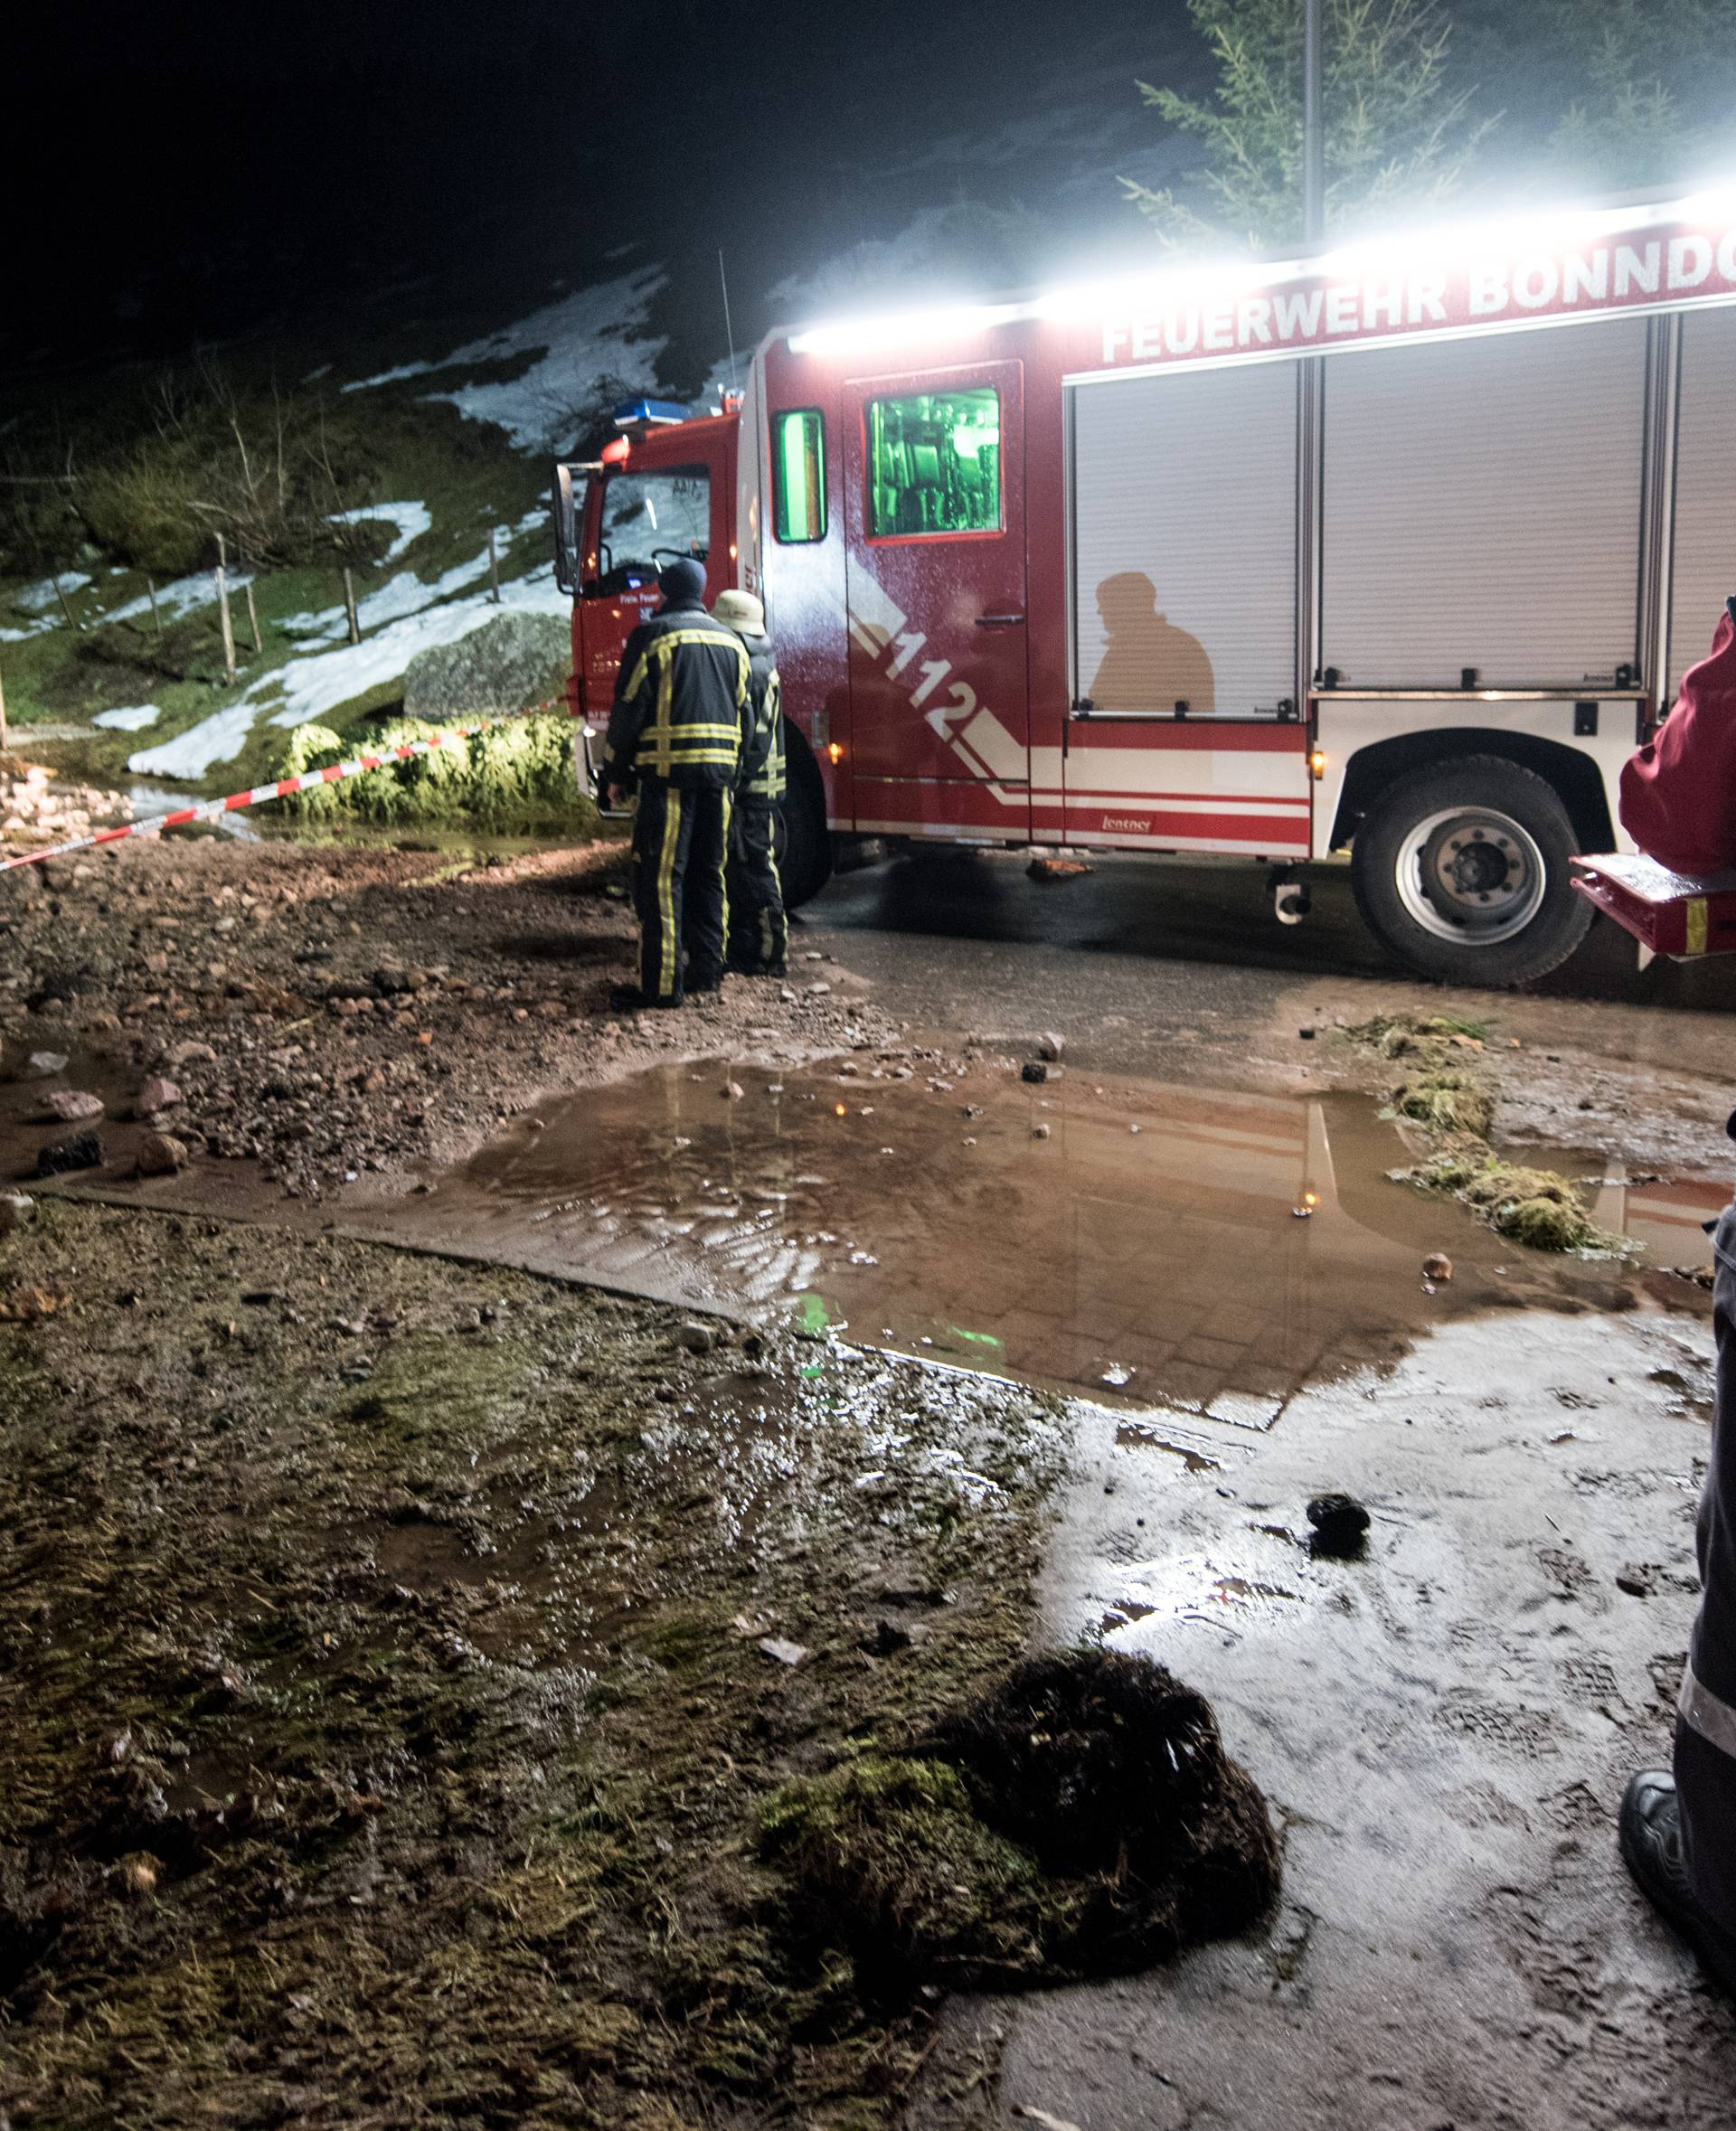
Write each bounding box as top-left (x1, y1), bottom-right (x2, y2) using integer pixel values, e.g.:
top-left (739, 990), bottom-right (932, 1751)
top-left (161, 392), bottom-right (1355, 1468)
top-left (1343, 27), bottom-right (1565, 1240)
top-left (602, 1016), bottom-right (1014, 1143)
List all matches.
top-left (1618, 595), bottom-right (1736, 1994)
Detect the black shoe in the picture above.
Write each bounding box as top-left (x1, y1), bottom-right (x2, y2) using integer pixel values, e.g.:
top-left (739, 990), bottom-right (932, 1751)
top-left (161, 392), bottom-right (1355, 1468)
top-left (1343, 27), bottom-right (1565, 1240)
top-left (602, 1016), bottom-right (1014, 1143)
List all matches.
top-left (686, 969), bottom-right (724, 996)
top-left (1619, 1768), bottom-right (1736, 1992)
top-left (608, 983), bottom-right (682, 1012)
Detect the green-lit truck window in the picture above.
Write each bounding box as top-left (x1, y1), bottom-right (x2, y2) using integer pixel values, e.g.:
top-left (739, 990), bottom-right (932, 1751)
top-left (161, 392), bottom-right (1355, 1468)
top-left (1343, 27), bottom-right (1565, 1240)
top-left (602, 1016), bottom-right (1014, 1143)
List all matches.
top-left (865, 387), bottom-right (1000, 538)
top-left (772, 409), bottom-right (826, 542)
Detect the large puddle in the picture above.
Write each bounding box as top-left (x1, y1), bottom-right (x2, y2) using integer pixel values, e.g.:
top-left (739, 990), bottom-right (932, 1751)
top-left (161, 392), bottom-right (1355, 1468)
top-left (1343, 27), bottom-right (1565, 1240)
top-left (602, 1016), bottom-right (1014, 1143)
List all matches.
top-left (363, 1060), bottom-right (1717, 1425)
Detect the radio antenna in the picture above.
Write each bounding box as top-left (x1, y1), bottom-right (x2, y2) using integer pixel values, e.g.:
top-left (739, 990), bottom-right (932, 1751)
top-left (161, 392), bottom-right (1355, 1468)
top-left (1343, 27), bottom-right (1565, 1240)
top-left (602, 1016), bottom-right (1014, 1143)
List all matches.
top-left (718, 250), bottom-right (741, 395)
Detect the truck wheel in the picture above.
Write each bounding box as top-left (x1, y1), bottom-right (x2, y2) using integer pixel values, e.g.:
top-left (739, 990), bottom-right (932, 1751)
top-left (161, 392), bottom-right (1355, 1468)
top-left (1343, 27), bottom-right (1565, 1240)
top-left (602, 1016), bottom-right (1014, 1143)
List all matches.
top-left (778, 731), bottom-right (833, 910)
top-left (1350, 753), bottom-right (1593, 985)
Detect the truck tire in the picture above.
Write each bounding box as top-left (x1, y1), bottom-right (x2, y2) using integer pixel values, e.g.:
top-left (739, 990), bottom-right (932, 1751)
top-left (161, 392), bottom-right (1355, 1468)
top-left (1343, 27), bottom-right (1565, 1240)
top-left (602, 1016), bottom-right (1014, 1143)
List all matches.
top-left (778, 728), bottom-right (833, 910)
top-left (1349, 753), bottom-right (1593, 986)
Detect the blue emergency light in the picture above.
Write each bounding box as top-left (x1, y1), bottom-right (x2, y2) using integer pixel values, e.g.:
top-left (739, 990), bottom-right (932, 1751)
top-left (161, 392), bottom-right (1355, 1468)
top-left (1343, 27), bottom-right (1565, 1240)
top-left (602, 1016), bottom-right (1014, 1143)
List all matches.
top-left (611, 398), bottom-right (688, 428)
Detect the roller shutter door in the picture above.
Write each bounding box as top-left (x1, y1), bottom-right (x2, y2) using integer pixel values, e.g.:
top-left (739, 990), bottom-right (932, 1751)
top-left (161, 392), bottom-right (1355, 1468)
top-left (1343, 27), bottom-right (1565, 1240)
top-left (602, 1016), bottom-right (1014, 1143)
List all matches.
top-left (1071, 363), bottom-right (1297, 719)
top-left (1321, 317), bottom-right (1649, 688)
top-left (1669, 306), bottom-right (1736, 698)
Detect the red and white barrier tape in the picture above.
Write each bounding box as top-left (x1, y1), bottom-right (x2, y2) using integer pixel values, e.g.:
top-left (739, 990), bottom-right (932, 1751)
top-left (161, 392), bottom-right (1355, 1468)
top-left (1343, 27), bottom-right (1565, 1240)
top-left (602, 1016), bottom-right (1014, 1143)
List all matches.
top-left (0, 696), bottom-right (579, 875)
top-left (4, 716), bottom-right (514, 873)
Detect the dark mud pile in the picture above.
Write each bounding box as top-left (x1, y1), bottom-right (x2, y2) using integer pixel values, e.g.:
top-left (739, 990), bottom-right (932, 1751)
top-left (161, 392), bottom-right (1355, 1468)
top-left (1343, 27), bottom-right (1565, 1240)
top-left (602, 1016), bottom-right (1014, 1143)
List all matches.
top-left (763, 1650), bottom-right (1278, 1994)
top-left (0, 1199), bottom-right (1066, 2127)
top-left (0, 834), bottom-right (905, 1202)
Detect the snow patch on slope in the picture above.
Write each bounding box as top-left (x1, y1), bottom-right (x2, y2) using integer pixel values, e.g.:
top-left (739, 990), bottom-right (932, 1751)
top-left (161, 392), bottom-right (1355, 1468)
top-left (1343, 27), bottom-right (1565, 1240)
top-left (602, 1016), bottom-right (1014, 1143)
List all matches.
top-left (126, 571), bottom-right (569, 779)
top-left (104, 567), bottom-right (254, 629)
top-left (127, 704), bottom-right (264, 780)
top-left (329, 500), bottom-right (431, 563)
top-left (342, 267), bottom-right (669, 452)
top-left (16, 571), bottom-right (91, 613)
top-left (93, 704), bottom-right (161, 731)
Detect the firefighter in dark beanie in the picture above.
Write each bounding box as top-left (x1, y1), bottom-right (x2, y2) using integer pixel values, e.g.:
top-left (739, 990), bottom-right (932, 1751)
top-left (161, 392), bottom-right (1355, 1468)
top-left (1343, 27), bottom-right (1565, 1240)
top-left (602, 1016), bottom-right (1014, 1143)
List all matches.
top-left (712, 589), bottom-right (789, 977)
top-left (599, 557), bottom-right (749, 1008)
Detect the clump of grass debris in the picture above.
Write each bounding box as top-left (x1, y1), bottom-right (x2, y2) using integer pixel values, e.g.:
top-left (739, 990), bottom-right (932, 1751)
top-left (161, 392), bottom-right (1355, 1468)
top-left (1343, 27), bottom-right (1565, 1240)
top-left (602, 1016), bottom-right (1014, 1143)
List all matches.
top-left (1344, 1010), bottom-right (1490, 1059)
top-left (1387, 1070), bottom-right (1495, 1140)
top-left (276, 713), bottom-right (598, 833)
top-left (1349, 1011), bottom-right (1628, 1254)
top-left (1401, 1150), bottom-right (1623, 1255)
top-left (762, 1649), bottom-right (1279, 1993)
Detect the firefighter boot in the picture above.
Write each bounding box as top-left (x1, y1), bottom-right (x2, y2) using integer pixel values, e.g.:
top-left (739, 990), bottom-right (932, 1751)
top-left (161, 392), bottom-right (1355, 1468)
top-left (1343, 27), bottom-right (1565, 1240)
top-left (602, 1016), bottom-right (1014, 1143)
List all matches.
top-left (630, 779), bottom-right (694, 1007)
top-left (682, 788), bottom-right (732, 995)
top-left (726, 798), bottom-right (789, 976)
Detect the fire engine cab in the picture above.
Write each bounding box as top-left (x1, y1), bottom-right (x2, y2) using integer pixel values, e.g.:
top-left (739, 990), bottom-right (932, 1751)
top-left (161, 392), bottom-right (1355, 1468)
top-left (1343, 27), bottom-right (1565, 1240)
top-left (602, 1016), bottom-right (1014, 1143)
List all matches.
top-left (553, 185), bottom-right (1736, 985)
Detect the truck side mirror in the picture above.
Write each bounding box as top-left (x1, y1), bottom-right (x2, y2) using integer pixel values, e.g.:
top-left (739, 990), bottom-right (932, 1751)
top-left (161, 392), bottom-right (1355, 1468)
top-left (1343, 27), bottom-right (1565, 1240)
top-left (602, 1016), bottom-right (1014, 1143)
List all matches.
top-left (552, 464), bottom-right (578, 594)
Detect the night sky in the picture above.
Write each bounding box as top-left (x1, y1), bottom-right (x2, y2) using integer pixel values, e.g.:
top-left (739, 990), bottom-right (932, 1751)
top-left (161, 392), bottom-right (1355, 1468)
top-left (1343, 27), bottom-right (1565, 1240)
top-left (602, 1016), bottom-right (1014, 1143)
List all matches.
top-left (10, 1), bottom-right (1194, 371)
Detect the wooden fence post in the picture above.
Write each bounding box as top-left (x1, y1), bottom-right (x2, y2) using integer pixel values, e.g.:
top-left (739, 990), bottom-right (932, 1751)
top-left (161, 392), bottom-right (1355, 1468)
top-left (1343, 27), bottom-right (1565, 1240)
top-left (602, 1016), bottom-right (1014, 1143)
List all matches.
top-left (244, 579), bottom-right (262, 656)
top-left (343, 568), bottom-right (360, 646)
top-left (147, 575), bottom-right (161, 640)
top-left (216, 533), bottom-right (237, 683)
top-left (0, 665), bottom-right (8, 755)
top-left (52, 573), bottom-right (82, 634)
top-left (488, 524), bottom-right (501, 605)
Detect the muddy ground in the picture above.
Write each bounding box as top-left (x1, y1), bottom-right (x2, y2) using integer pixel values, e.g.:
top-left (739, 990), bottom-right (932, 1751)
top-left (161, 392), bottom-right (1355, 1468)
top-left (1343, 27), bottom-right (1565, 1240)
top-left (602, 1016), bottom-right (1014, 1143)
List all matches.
top-left (5, 831), bottom-right (1736, 2126)
top-left (0, 1200), bottom-right (1065, 2127)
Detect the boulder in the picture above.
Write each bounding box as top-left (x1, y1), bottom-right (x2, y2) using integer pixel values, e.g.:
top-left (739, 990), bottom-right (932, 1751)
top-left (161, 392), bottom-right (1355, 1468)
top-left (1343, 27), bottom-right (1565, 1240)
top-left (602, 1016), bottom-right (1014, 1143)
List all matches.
top-left (137, 1131), bottom-right (188, 1177)
top-left (42, 1089), bottom-right (104, 1121)
top-left (402, 611), bottom-right (571, 720)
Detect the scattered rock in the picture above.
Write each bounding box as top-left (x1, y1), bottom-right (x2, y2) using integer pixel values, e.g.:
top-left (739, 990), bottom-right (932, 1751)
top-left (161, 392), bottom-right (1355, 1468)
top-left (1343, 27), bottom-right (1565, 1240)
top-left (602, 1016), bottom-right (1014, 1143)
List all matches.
top-left (117, 1854), bottom-right (158, 1898)
top-left (0, 1191), bottom-right (35, 1238)
top-left (1021, 1060), bottom-right (1061, 1084)
top-left (36, 1129), bottom-right (103, 1176)
top-left (1036, 1032), bottom-right (1065, 1061)
top-left (165, 1040), bottom-right (217, 1067)
top-left (759, 1636), bottom-right (810, 1667)
top-left (865, 1618), bottom-right (914, 1656)
top-left (677, 1320), bottom-right (717, 1353)
top-left (137, 1131), bottom-right (188, 1177)
top-left (24, 1050), bottom-right (68, 1076)
top-left (1306, 1493), bottom-right (1371, 1560)
top-left (1616, 1567), bottom-right (1655, 1598)
top-left (1422, 1251), bottom-right (1454, 1283)
top-left (722, 1081), bottom-right (745, 1100)
top-left (1027, 855), bottom-right (1092, 883)
top-left (1032, 1122), bottom-right (1052, 1140)
top-left (1298, 1026), bottom-right (1316, 1041)
top-left (137, 1076), bottom-right (183, 1116)
top-left (42, 1089), bottom-right (104, 1122)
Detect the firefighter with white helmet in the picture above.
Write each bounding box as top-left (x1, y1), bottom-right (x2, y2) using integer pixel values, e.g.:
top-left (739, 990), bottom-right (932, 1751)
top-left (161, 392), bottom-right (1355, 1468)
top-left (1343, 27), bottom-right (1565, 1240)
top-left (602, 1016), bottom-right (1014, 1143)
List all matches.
top-left (600, 557), bottom-right (749, 1008)
top-left (712, 588), bottom-right (788, 978)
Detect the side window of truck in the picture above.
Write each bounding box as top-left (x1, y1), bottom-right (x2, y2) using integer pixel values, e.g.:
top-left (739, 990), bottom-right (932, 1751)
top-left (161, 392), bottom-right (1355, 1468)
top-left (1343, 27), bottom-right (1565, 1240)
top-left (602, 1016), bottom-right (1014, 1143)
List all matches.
top-left (772, 410), bottom-right (826, 542)
top-left (864, 389), bottom-right (1001, 539)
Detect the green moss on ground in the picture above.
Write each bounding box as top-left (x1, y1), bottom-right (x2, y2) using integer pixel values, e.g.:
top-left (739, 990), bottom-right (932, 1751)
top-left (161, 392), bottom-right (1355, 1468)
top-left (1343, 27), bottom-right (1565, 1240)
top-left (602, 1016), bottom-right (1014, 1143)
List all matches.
top-left (277, 714), bottom-right (597, 834)
top-left (1387, 1070), bottom-right (1495, 1140)
top-left (0, 1203), bottom-right (1068, 2127)
top-left (1400, 1150), bottom-right (1624, 1254)
top-left (1344, 1011), bottom-right (1630, 1255)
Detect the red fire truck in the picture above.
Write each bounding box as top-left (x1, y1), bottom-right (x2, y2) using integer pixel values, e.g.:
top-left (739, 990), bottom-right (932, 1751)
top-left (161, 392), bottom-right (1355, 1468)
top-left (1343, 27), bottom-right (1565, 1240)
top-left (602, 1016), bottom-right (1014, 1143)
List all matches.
top-left (553, 184), bottom-right (1736, 984)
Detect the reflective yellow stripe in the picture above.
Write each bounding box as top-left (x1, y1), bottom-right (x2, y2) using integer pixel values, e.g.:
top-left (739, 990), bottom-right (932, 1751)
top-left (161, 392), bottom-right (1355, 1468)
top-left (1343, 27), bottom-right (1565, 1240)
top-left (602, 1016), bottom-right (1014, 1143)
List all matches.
top-left (719, 789), bottom-right (732, 953)
top-left (656, 788), bottom-right (682, 999)
top-left (1688, 897), bottom-right (1710, 955)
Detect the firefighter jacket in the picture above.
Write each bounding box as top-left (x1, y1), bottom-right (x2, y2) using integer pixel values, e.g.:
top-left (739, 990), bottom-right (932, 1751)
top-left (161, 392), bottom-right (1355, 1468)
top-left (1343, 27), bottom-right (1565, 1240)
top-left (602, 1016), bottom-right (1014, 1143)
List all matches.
top-left (734, 631), bottom-right (786, 803)
top-left (1620, 597), bottom-right (1736, 874)
top-left (605, 599), bottom-right (750, 791)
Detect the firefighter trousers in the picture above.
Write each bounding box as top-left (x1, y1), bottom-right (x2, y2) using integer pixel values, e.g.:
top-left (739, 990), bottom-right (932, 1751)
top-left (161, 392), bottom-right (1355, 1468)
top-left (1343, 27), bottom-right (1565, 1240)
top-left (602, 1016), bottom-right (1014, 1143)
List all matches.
top-left (726, 797), bottom-right (788, 976)
top-left (1676, 1194), bottom-right (1736, 1930)
top-left (630, 779), bottom-right (731, 1005)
